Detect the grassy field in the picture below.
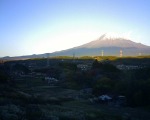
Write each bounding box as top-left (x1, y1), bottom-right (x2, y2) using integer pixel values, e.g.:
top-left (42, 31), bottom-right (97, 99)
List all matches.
top-left (1, 77), bottom-right (146, 120)
top-left (0, 74), bottom-right (150, 120)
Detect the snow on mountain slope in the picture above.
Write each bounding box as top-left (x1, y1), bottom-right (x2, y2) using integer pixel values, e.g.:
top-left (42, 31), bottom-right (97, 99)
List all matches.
top-left (77, 34), bottom-right (149, 49)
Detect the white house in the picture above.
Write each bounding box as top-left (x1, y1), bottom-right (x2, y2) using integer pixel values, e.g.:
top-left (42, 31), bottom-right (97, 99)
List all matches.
top-left (45, 77), bottom-right (58, 85)
top-left (98, 95), bottom-right (112, 101)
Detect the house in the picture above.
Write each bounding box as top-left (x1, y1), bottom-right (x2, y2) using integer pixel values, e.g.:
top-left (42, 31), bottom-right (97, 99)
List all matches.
top-left (117, 64), bottom-right (143, 70)
top-left (98, 95), bottom-right (112, 104)
top-left (80, 88), bottom-right (92, 95)
top-left (89, 95), bottom-right (112, 104)
top-left (89, 95), bottom-right (126, 107)
top-left (98, 95), bottom-right (112, 101)
top-left (77, 64), bottom-right (91, 71)
top-left (115, 96), bottom-right (126, 107)
top-left (45, 77), bottom-right (58, 85)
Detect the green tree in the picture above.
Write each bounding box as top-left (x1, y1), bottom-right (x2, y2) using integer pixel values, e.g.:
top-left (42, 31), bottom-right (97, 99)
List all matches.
top-left (93, 77), bottom-right (116, 95)
top-left (13, 64), bottom-right (30, 74)
top-left (0, 71), bottom-right (8, 83)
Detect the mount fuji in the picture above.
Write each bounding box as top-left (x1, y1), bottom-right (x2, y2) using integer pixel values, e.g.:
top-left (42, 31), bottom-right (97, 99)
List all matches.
top-left (51, 34), bottom-right (150, 56)
top-left (1, 34), bottom-right (150, 60)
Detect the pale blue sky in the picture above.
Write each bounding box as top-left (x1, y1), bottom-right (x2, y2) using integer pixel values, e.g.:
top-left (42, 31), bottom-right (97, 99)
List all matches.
top-left (0, 0), bottom-right (150, 57)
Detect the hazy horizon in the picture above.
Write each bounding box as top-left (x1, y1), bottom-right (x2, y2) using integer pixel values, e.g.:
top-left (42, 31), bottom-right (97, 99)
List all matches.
top-left (1, 0), bottom-right (150, 57)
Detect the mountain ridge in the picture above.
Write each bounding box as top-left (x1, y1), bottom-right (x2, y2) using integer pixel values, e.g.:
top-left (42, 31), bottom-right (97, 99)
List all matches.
top-left (1, 35), bottom-right (150, 60)
top-left (76, 34), bottom-right (149, 49)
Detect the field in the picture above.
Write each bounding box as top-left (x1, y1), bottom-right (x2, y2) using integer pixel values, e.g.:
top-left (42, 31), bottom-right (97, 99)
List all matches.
top-left (0, 75), bottom-right (150, 120)
top-left (1, 56), bottom-right (150, 120)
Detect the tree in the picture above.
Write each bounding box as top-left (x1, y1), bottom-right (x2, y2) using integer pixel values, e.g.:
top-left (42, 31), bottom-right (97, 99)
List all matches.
top-left (93, 77), bottom-right (116, 95)
top-left (0, 65), bottom-right (9, 83)
top-left (0, 71), bottom-right (8, 83)
top-left (92, 59), bottom-right (102, 69)
top-left (13, 64), bottom-right (30, 74)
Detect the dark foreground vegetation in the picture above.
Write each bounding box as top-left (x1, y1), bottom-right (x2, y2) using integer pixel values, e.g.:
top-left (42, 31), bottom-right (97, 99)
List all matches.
top-left (0, 56), bottom-right (150, 120)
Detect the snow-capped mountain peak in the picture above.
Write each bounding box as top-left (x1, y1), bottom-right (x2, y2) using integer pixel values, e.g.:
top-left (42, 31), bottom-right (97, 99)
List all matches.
top-left (99, 33), bottom-right (130, 40)
top-left (78, 33), bottom-right (149, 49)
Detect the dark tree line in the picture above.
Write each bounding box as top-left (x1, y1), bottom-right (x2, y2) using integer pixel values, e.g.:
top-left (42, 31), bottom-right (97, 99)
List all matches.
top-left (1, 59), bottom-right (150, 107)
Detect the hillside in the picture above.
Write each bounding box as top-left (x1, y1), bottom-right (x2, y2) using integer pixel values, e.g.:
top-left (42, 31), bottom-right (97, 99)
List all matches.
top-left (1, 34), bottom-right (150, 60)
top-left (52, 34), bottom-right (150, 56)
top-left (78, 34), bottom-right (149, 49)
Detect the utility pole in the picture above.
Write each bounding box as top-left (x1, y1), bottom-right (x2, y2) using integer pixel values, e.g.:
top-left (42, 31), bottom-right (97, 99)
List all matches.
top-left (120, 50), bottom-right (123, 57)
top-left (73, 53), bottom-right (75, 62)
top-left (47, 53), bottom-right (49, 67)
top-left (101, 50), bottom-right (104, 57)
